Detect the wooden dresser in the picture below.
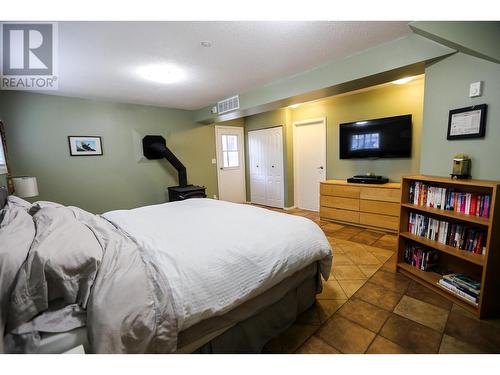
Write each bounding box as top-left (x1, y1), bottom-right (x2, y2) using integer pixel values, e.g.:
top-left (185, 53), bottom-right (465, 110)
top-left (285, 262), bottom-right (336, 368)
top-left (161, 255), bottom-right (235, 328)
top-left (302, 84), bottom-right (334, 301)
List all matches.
top-left (320, 179), bottom-right (401, 232)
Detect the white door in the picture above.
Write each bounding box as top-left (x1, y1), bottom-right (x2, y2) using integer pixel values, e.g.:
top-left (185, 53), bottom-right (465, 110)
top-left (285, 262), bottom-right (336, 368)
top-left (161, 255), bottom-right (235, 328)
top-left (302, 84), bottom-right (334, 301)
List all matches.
top-left (248, 127), bottom-right (284, 208)
top-left (215, 126), bottom-right (246, 203)
top-left (293, 118), bottom-right (327, 211)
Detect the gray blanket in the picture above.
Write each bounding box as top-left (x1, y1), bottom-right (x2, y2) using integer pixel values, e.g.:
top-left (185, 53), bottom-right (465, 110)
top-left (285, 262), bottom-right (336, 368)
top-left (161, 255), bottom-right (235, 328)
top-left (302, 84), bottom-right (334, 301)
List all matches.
top-left (5, 205), bottom-right (177, 353)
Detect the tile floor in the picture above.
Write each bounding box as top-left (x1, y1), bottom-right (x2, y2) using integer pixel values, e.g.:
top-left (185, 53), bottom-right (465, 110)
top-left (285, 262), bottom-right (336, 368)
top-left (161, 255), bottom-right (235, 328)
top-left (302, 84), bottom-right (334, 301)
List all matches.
top-left (262, 207), bottom-right (500, 354)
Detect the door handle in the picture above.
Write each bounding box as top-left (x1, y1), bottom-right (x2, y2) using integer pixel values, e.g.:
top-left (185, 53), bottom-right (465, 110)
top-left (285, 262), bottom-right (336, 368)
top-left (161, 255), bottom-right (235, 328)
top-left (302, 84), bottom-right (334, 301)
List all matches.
top-left (272, 165), bottom-right (275, 168)
top-left (318, 166), bottom-right (324, 170)
top-left (220, 167), bottom-right (223, 170)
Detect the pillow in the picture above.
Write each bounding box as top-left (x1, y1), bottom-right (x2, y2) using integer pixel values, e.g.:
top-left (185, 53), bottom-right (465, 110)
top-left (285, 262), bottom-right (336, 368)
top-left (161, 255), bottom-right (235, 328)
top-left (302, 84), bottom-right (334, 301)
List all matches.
top-left (0, 205), bottom-right (35, 353)
top-left (6, 196), bottom-right (32, 211)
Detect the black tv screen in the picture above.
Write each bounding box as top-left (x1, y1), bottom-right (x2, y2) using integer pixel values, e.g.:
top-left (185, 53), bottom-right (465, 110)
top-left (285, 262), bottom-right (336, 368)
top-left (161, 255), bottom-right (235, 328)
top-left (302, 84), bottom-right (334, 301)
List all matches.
top-left (339, 114), bottom-right (412, 159)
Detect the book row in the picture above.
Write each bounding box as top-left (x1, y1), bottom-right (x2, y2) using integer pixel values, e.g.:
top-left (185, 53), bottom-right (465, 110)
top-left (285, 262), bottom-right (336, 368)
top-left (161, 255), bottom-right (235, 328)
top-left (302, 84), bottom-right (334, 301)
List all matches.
top-left (408, 212), bottom-right (487, 255)
top-left (403, 242), bottom-right (439, 271)
top-left (438, 273), bottom-right (480, 305)
top-left (408, 181), bottom-right (490, 218)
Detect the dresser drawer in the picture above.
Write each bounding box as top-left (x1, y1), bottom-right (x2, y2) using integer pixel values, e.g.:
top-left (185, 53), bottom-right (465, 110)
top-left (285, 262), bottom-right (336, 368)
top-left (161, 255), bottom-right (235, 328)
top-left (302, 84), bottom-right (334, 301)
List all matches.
top-left (320, 184), bottom-right (360, 198)
top-left (359, 212), bottom-right (399, 230)
top-left (321, 196), bottom-right (359, 211)
top-left (320, 207), bottom-right (359, 224)
top-left (360, 199), bottom-right (400, 217)
top-left (360, 187), bottom-right (400, 203)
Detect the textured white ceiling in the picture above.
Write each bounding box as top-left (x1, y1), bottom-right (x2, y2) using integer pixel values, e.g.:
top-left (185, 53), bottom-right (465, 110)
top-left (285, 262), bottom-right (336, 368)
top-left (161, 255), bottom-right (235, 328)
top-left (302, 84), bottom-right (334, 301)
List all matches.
top-left (50, 21), bottom-right (411, 110)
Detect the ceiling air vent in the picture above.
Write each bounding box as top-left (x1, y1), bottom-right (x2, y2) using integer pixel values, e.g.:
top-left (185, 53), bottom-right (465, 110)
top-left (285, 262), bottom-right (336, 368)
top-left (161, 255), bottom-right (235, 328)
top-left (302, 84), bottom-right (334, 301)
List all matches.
top-left (217, 95), bottom-right (240, 115)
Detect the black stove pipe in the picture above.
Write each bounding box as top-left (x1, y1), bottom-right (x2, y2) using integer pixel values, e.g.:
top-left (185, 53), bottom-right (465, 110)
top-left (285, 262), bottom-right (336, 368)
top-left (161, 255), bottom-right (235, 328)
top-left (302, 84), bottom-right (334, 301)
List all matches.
top-left (142, 135), bottom-right (187, 187)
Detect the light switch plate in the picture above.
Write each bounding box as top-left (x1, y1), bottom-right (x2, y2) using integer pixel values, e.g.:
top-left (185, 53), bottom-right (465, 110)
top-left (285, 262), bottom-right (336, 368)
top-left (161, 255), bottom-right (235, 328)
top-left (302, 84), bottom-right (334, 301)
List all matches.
top-left (211, 158), bottom-right (217, 164)
top-left (469, 81), bottom-right (482, 97)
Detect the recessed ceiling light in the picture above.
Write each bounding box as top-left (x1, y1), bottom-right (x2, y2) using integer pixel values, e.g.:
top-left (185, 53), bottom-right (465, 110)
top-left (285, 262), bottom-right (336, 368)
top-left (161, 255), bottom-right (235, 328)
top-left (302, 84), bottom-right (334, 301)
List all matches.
top-left (392, 77), bottom-right (414, 85)
top-left (288, 104), bottom-right (301, 109)
top-left (200, 41), bottom-right (212, 47)
top-left (136, 63), bottom-right (186, 84)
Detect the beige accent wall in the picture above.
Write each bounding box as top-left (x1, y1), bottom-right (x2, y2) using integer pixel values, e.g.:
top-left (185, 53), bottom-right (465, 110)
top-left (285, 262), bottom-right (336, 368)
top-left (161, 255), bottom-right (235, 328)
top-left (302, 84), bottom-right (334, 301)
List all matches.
top-left (244, 78), bottom-right (425, 207)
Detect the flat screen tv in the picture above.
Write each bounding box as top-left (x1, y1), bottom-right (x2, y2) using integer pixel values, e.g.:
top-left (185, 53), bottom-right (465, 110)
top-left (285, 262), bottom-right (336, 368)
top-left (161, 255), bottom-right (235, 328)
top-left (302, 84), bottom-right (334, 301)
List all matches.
top-left (339, 114), bottom-right (412, 159)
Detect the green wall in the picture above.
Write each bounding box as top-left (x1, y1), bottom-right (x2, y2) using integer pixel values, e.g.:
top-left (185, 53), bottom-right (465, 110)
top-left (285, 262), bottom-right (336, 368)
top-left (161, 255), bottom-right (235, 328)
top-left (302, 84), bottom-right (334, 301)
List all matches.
top-left (0, 91), bottom-right (218, 213)
top-left (420, 52), bottom-right (500, 179)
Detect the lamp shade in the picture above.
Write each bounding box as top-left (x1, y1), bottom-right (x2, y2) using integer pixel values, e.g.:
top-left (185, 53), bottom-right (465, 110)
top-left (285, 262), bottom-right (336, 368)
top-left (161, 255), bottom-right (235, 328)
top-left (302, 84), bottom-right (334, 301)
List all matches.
top-left (13, 176), bottom-right (39, 198)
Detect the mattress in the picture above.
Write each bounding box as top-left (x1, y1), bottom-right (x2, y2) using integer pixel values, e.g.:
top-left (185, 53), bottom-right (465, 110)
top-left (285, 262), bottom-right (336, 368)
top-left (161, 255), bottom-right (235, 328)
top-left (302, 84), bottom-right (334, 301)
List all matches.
top-left (103, 198), bottom-right (332, 332)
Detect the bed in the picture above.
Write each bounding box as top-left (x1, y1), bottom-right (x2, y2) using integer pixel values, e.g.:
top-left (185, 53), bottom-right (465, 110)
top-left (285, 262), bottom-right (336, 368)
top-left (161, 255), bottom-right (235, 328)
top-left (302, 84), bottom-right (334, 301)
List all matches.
top-left (0, 190), bottom-right (332, 354)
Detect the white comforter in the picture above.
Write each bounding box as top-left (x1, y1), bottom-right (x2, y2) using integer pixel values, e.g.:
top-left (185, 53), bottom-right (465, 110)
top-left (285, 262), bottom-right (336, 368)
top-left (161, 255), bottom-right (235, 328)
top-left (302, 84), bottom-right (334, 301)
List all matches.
top-left (103, 198), bottom-right (332, 331)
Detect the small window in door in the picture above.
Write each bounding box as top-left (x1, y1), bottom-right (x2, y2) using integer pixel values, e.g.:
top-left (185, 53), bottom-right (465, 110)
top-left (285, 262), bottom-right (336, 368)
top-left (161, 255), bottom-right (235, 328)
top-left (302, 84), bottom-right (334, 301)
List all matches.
top-left (222, 134), bottom-right (240, 168)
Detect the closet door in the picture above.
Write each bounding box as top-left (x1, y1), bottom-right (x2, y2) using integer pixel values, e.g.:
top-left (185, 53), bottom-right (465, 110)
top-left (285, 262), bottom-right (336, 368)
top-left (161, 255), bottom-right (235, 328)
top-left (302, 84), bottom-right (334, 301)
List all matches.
top-left (248, 127), bottom-right (284, 208)
top-left (248, 130), bottom-right (266, 205)
top-left (264, 127), bottom-right (284, 208)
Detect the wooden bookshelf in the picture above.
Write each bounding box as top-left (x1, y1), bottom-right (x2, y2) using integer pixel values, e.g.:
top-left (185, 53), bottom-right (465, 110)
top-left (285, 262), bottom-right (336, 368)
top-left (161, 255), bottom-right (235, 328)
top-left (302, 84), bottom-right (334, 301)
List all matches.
top-left (397, 175), bottom-right (500, 318)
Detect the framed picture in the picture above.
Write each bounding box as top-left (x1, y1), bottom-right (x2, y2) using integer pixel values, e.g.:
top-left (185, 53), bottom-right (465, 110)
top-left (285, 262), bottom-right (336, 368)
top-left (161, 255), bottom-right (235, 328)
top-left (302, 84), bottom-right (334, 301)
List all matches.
top-left (68, 136), bottom-right (103, 156)
top-left (447, 104), bottom-right (487, 140)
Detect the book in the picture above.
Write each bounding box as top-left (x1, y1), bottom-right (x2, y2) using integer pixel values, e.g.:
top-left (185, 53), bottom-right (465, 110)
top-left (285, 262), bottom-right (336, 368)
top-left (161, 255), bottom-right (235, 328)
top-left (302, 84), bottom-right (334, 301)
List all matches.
top-left (442, 273), bottom-right (481, 293)
top-left (438, 279), bottom-right (479, 305)
top-left (408, 181), bottom-right (491, 218)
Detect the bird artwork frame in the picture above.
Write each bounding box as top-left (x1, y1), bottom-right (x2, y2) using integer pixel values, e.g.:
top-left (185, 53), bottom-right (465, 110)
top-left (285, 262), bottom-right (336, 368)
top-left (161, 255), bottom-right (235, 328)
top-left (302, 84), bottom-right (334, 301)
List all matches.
top-left (68, 136), bottom-right (103, 156)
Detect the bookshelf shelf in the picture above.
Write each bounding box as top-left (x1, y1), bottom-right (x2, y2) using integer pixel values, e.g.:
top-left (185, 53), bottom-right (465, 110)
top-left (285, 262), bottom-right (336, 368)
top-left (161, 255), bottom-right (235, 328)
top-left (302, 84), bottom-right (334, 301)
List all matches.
top-left (399, 232), bottom-right (485, 266)
top-left (401, 203), bottom-right (490, 226)
top-left (397, 263), bottom-right (479, 312)
top-left (397, 175), bottom-right (500, 319)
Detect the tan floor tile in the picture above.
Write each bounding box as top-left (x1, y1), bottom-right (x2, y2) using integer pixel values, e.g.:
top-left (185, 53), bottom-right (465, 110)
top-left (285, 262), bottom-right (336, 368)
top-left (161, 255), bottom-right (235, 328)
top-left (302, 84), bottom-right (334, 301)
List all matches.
top-left (354, 281), bottom-right (404, 311)
top-left (295, 336), bottom-right (340, 354)
top-left (322, 222), bottom-right (345, 234)
top-left (329, 225), bottom-right (365, 240)
top-left (331, 264), bottom-right (366, 280)
top-left (316, 314), bottom-right (376, 353)
top-left (445, 310), bottom-right (500, 353)
top-left (364, 245), bottom-right (395, 260)
top-left (381, 254), bottom-right (397, 273)
top-left (372, 234), bottom-right (398, 251)
top-left (264, 324), bottom-right (318, 354)
top-left (349, 230), bottom-right (385, 246)
top-left (366, 336), bottom-right (413, 354)
top-left (338, 279), bottom-right (367, 298)
top-left (316, 299), bottom-right (347, 323)
top-left (380, 314), bottom-right (442, 353)
top-left (317, 280), bottom-right (348, 300)
top-left (369, 269), bottom-right (411, 294)
top-left (406, 281), bottom-right (452, 311)
top-left (337, 298), bottom-right (390, 333)
top-left (358, 264), bottom-right (381, 278)
top-left (439, 334), bottom-right (486, 354)
top-left (332, 253), bottom-right (353, 265)
top-left (394, 296), bottom-right (449, 332)
top-left (334, 239), bottom-right (366, 252)
top-left (344, 250), bottom-right (381, 265)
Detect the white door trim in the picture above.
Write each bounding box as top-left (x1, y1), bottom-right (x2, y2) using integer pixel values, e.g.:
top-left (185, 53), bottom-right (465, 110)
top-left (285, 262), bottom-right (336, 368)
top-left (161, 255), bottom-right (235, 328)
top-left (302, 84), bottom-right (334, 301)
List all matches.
top-left (293, 117), bottom-right (327, 209)
top-left (215, 125), bottom-right (246, 202)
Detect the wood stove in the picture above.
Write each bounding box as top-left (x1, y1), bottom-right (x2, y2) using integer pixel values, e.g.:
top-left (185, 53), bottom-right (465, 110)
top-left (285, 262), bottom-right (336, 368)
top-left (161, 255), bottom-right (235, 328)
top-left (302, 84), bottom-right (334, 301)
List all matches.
top-left (143, 135), bottom-right (206, 202)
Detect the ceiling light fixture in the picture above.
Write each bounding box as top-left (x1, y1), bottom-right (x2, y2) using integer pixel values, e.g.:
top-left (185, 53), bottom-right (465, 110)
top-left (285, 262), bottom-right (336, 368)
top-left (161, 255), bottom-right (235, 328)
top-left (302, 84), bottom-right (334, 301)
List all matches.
top-left (136, 63), bottom-right (186, 84)
top-left (392, 77), bottom-right (414, 85)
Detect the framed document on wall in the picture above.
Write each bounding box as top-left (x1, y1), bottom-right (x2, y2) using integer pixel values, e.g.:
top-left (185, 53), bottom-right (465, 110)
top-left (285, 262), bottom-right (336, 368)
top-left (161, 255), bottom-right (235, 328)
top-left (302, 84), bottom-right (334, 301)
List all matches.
top-left (447, 104), bottom-right (487, 140)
